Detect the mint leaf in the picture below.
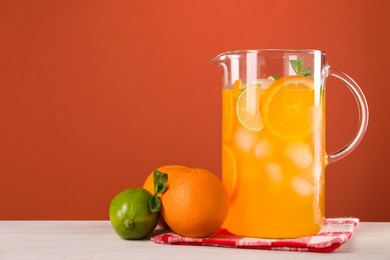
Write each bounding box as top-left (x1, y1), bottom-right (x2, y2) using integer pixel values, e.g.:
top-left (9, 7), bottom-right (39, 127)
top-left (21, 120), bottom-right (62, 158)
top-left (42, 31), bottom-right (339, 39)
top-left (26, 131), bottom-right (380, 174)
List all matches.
top-left (271, 75), bottom-right (280, 80)
top-left (149, 195), bottom-right (161, 212)
top-left (290, 58), bottom-right (313, 78)
top-left (290, 59), bottom-right (303, 75)
top-left (153, 170), bottom-right (168, 195)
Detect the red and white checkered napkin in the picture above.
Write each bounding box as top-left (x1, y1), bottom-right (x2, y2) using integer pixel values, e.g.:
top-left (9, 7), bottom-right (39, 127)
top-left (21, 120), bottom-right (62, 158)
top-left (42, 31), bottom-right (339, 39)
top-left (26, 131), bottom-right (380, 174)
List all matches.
top-left (152, 218), bottom-right (359, 253)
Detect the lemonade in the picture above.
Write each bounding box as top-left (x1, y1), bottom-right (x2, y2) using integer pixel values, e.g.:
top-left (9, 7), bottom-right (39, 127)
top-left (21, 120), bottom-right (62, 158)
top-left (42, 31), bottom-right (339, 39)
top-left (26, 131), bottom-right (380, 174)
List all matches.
top-left (222, 76), bottom-right (326, 238)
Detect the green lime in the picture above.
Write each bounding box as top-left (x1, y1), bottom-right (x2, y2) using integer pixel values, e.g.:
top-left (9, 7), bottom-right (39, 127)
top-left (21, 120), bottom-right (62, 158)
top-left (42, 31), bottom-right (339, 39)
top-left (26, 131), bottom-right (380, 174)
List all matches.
top-left (236, 85), bottom-right (265, 131)
top-left (109, 188), bottom-right (159, 240)
top-left (235, 78), bottom-right (275, 131)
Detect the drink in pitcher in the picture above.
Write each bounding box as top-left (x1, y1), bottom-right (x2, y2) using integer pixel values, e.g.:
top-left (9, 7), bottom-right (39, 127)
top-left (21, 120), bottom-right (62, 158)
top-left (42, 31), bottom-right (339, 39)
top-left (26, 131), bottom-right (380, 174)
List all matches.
top-left (222, 74), bottom-right (325, 238)
top-left (213, 50), bottom-right (368, 238)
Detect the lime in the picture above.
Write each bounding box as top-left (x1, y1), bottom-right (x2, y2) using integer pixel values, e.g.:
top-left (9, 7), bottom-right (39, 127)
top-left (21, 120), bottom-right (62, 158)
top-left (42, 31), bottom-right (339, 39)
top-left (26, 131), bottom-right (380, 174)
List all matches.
top-left (236, 85), bottom-right (265, 131)
top-left (109, 188), bottom-right (159, 240)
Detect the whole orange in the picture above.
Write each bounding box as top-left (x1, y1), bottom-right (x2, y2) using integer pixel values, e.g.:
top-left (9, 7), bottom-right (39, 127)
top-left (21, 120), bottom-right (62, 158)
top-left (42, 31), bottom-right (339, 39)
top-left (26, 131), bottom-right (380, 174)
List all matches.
top-left (143, 165), bottom-right (188, 229)
top-left (144, 165), bottom-right (229, 237)
top-left (143, 165), bottom-right (187, 194)
top-left (151, 166), bottom-right (229, 238)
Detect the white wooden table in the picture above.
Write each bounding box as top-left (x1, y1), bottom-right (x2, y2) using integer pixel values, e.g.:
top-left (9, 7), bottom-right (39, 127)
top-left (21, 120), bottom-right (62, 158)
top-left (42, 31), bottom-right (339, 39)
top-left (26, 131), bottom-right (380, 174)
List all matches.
top-left (0, 221), bottom-right (389, 259)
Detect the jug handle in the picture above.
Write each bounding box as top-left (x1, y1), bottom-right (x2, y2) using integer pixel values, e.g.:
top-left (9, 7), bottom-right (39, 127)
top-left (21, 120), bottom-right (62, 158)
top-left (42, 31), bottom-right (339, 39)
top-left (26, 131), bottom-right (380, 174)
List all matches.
top-left (325, 65), bottom-right (369, 164)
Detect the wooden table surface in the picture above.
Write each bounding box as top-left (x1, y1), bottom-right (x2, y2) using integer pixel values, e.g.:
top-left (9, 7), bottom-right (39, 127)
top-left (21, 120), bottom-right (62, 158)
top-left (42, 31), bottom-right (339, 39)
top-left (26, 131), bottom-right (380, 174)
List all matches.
top-left (0, 221), bottom-right (389, 259)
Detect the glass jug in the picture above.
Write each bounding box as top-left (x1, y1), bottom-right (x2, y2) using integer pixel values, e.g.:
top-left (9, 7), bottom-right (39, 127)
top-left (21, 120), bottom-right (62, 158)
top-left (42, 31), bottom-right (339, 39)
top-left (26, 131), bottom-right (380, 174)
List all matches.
top-left (211, 49), bottom-right (369, 238)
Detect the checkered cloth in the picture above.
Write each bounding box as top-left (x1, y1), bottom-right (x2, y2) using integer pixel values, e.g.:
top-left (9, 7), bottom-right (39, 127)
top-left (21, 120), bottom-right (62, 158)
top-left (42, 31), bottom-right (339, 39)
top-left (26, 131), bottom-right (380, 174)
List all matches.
top-left (152, 218), bottom-right (358, 253)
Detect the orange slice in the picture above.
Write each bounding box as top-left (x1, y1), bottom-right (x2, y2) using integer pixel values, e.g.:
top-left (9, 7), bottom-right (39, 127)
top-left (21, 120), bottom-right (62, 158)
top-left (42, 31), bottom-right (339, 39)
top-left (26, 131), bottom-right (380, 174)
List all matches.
top-left (261, 76), bottom-right (314, 140)
top-left (222, 145), bottom-right (237, 202)
top-left (222, 89), bottom-right (234, 142)
top-left (233, 79), bottom-right (242, 91)
top-left (222, 80), bottom-right (242, 142)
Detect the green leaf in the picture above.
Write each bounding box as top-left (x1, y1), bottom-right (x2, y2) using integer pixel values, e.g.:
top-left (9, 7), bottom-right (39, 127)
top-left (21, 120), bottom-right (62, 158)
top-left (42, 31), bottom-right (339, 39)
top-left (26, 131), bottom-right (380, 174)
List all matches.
top-left (290, 58), bottom-right (313, 78)
top-left (271, 75), bottom-right (280, 80)
top-left (149, 170), bottom-right (168, 212)
top-left (290, 58), bottom-right (303, 75)
top-left (153, 170), bottom-right (168, 195)
top-left (149, 195), bottom-right (161, 212)
top-left (305, 66), bottom-right (313, 73)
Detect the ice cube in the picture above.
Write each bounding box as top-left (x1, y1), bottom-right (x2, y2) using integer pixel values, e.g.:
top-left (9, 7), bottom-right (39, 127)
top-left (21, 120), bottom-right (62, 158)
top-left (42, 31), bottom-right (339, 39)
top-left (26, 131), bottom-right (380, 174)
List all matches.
top-left (285, 142), bottom-right (313, 169)
top-left (251, 78), bottom-right (275, 89)
top-left (254, 139), bottom-right (272, 158)
top-left (233, 128), bottom-right (256, 153)
top-left (291, 177), bottom-right (313, 197)
top-left (264, 162), bottom-right (282, 183)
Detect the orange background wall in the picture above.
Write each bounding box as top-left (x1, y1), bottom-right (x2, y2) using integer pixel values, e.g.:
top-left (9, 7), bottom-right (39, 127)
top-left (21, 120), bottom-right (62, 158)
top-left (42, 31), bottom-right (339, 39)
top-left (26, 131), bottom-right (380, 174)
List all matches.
top-left (0, 0), bottom-right (389, 221)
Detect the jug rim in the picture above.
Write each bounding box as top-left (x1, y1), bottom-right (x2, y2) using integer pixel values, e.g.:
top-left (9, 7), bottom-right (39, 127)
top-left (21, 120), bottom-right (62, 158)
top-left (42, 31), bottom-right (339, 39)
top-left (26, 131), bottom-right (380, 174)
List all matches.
top-left (211, 49), bottom-right (325, 64)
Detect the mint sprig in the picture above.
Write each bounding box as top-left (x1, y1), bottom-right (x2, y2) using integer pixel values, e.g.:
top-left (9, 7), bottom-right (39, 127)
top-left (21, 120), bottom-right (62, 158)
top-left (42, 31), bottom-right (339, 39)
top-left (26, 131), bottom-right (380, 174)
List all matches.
top-left (290, 58), bottom-right (313, 78)
top-left (149, 170), bottom-right (168, 213)
top-left (271, 58), bottom-right (313, 80)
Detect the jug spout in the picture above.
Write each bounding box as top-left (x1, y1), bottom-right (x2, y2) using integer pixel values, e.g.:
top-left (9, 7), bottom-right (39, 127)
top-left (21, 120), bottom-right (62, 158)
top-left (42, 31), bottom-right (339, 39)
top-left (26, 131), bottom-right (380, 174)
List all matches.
top-left (211, 51), bottom-right (243, 87)
top-left (211, 53), bottom-right (229, 87)
top-left (210, 52), bottom-right (228, 66)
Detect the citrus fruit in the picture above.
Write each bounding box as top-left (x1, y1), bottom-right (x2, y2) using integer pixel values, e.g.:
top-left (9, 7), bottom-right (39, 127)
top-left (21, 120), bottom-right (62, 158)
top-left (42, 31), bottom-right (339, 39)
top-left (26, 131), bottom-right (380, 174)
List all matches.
top-left (222, 145), bottom-right (237, 201)
top-left (222, 80), bottom-right (244, 141)
top-left (162, 167), bottom-right (229, 238)
top-left (109, 188), bottom-right (159, 240)
top-left (236, 85), bottom-right (265, 131)
top-left (143, 165), bottom-right (187, 229)
top-left (222, 89), bottom-right (234, 142)
top-left (261, 76), bottom-right (314, 140)
top-left (143, 165), bottom-right (186, 194)
top-left (145, 165), bottom-right (229, 238)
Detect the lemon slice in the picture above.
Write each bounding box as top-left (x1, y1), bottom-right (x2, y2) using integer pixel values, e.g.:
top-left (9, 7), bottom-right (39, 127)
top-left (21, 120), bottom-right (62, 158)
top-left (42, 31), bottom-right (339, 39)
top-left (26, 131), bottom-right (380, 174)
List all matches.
top-left (261, 76), bottom-right (314, 140)
top-left (236, 86), bottom-right (265, 131)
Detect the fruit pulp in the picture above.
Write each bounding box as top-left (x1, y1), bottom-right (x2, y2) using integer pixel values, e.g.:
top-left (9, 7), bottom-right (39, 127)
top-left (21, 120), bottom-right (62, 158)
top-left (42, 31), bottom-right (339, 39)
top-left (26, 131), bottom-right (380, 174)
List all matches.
top-left (222, 77), bottom-right (325, 238)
